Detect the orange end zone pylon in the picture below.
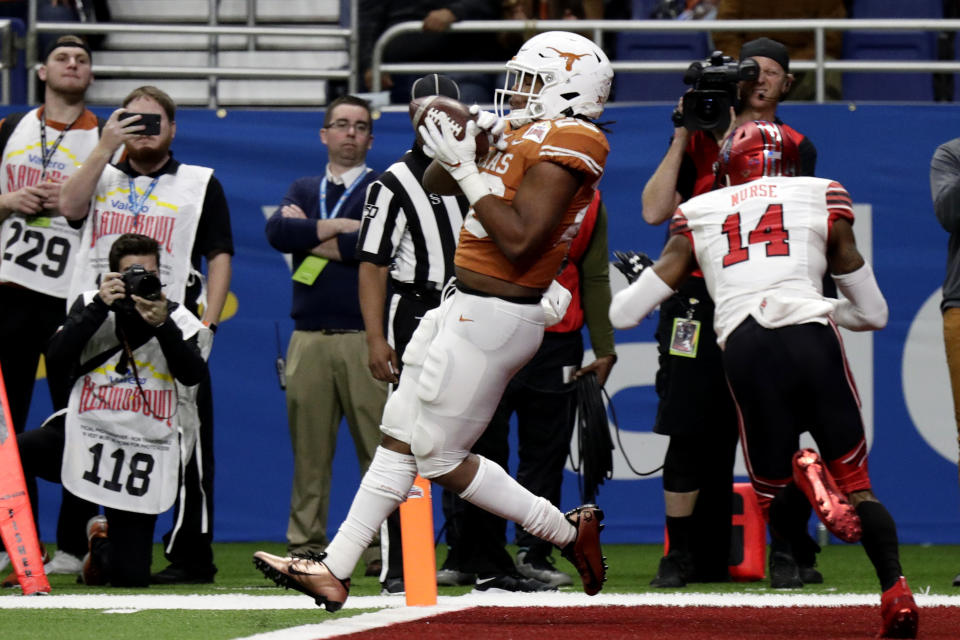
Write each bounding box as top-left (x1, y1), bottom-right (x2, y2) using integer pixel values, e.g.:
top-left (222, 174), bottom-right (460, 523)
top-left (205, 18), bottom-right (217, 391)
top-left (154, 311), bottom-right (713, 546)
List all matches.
top-left (0, 362), bottom-right (50, 595)
top-left (399, 474), bottom-right (437, 606)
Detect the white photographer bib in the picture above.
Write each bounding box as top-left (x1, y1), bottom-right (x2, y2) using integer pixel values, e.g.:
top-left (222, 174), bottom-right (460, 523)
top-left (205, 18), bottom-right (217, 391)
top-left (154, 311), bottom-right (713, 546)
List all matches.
top-left (68, 163), bottom-right (212, 307)
top-left (61, 292), bottom-right (204, 514)
top-left (0, 108), bottom-right (100, 297)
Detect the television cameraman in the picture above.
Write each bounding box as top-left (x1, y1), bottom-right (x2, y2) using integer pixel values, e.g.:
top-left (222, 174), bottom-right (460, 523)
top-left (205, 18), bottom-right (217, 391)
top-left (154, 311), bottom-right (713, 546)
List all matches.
top-left (16, 233), bottom-right (207, 587)
top-left (639, 37), bottom-right (818, 589)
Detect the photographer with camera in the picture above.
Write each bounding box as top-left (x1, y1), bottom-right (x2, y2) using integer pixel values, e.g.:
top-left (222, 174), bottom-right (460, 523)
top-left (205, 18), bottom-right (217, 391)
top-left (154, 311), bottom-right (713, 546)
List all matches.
top-left (59, 85), bottom-right (233, 585)
top-left (638, 37), bottom-right (818, 589)
top-left (14, 233), bottom-right (207, 587)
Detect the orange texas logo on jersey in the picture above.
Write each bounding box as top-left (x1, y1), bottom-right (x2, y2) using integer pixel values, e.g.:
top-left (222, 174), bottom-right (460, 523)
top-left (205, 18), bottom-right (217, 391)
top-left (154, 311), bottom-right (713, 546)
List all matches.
top-left (77, 375), bottom-right (175, 427)
top-left (546, 47), bottom-right (590, 71)
top-left (730, 182), bottom-right (779, 207)
top-left (90, 207), bottom-right (177, 254)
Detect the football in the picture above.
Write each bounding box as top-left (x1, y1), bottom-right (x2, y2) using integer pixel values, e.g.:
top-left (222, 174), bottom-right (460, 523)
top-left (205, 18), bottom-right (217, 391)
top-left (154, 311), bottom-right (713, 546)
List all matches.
top-left (409, 95), bottom-right (490, 162)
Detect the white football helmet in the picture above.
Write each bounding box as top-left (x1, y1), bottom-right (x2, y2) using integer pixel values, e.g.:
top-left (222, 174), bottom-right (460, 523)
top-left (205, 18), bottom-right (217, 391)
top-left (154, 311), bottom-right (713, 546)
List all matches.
top-left (495, 31), bottom-right (613, 125)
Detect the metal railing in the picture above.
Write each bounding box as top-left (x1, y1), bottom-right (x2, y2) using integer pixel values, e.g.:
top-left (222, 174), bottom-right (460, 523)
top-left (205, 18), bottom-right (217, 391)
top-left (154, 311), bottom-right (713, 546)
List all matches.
top-left (0, 19), bottom-right (15, 104)
top-left (371, 18), bottom-right (960, 104)
top-left (12, 11), bottom-right (960, 108)
top-left (24, 0), bottom-right (359, 109)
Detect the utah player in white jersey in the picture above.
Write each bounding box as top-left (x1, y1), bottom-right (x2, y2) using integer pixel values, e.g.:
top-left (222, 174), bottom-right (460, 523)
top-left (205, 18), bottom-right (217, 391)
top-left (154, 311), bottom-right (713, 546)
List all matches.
top-left (254, 30), bottom-right (612, 611)
top-left (609, 122), bottom-right (919, 639)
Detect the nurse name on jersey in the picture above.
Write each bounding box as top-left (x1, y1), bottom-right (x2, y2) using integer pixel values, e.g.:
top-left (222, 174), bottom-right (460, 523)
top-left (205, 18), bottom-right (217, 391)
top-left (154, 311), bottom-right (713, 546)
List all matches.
top-left (729, 182), bottom-right (779, 206)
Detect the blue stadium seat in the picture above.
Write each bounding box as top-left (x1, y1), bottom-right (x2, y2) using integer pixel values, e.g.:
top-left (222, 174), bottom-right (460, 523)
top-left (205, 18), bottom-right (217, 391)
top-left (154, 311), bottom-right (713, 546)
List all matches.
top-left (842, 31), bottom-right (937, 101)
top-left (614, 32), bottom-right (710, 101)
top-left (632, 0), bottom-right (665, 19)
top-left (849, 0), bottom-right (941, 18)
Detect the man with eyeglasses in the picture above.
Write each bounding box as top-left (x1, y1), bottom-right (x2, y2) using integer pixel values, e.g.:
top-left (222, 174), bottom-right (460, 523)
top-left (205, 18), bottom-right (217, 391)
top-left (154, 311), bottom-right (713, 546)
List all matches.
top-left (264, 95), bottom-right (386, 573)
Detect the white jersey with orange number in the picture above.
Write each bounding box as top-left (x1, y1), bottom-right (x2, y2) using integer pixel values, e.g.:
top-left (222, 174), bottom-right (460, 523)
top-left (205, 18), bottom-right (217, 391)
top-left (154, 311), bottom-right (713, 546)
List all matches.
top-left (454, 117), bottom-right (608, 290)
top-left (671, 176), bottom-right (855, 346)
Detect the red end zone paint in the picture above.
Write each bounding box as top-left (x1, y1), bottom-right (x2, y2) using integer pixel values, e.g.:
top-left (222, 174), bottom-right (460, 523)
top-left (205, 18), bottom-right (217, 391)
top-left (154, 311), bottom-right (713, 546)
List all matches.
top-left (336, 605), bottom-right (960, 639)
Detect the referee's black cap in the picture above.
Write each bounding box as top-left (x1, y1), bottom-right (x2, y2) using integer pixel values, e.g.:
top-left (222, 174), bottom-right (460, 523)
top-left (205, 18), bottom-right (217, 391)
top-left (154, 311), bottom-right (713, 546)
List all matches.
top-left (411, 74), bottom-right (460, 101)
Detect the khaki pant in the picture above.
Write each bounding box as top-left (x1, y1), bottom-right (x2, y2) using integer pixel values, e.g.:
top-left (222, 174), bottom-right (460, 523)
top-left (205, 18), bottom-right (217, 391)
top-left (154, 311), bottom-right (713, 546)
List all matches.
top-left (944, 308), bottom-right (960, 487)
top-left (284, 330), bottom-right (387, 555)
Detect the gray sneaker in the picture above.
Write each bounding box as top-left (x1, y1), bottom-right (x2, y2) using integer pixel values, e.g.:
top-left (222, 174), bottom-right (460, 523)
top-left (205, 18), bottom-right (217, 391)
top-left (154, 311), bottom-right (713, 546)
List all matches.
top-left (436, 567), bottom-right (475, 586)
top-left (380, 576), bottom-right (405, 595)
top-left (516, 550), bottom-right (573, 587)
top-left (44, 551), bottom-right (83, 575)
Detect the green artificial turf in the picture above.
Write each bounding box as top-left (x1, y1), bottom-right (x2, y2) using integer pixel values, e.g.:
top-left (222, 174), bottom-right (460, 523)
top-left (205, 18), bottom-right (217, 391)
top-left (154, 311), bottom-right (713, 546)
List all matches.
top-left (1, 542), bottom-right (958, 639)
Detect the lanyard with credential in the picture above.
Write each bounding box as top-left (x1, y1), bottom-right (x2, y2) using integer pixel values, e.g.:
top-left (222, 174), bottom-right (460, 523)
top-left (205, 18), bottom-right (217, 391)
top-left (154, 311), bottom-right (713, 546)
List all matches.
top-left (128, 176), bottom-right (160, 225)
top-left (318, 168), bottom-right (371, 220)
top-left (39, 111), bottom-right (78, 180)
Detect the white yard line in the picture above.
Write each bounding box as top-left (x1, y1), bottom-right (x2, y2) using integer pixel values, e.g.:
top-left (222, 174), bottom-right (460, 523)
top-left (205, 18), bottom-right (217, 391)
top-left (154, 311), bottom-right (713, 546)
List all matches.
top-left (2, 591), bottom-right (960, 610)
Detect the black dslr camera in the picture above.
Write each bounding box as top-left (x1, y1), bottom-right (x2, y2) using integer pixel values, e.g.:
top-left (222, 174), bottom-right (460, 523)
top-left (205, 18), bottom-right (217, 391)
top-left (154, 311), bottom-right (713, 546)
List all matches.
top-left (118, 264), bottom-right (162, 308)
top-left (677, 51), bottom-right (759, 132)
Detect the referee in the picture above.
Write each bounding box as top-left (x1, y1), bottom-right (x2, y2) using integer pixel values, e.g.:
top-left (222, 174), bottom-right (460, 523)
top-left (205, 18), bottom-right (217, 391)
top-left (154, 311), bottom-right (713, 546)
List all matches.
top-left (356, 73), bottom-right (468, 594)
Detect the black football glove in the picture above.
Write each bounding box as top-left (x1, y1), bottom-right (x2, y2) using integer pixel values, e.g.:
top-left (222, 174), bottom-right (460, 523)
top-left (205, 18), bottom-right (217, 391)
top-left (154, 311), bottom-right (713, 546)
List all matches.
top-left (612, 250), bottom-right (654, 285)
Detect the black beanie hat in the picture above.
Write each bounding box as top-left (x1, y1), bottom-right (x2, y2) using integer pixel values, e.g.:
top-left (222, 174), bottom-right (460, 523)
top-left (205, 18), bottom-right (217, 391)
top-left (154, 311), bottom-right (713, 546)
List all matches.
top-left (740, 37), bottom-right (789, 73)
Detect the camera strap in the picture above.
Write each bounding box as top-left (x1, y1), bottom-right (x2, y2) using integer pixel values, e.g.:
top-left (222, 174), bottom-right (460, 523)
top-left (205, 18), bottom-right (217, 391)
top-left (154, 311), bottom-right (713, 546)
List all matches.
top-left (111, 324), bottom-right (179, 421)
top-left (39, 110), bottom-right (79, 180)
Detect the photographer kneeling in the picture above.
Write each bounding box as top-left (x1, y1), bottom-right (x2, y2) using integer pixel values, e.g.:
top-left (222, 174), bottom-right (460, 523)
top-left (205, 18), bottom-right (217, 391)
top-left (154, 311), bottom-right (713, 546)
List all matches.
top-left (16, 233), bottom-right (208, 587)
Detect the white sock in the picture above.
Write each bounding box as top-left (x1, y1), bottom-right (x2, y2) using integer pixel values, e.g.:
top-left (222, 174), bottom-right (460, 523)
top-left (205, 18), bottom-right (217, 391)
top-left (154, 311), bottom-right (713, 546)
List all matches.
top-left (459, 455), bottom-right (576, 548)
top-left (323, 446), bottom-right (417, 580)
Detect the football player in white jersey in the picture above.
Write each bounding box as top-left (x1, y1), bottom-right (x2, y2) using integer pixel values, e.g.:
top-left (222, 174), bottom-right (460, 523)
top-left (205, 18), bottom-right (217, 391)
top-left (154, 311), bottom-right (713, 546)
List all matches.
top-left (610, 121), bottom-right (918, 639)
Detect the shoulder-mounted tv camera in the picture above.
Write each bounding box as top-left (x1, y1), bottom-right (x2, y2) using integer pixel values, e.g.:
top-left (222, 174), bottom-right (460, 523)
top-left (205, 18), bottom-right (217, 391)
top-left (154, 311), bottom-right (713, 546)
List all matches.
top-left (675, 51), bottom-right (759, 132)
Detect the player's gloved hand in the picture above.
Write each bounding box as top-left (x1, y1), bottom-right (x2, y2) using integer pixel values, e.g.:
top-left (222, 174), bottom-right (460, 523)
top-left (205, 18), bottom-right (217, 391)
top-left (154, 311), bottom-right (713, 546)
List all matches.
top-left (420, 117), bottom-right (490, 206)
top-left (469, 104), bottom-right (507, 152)
top-left (613, 250), bottom-right (654, 284)
top-left (419, 117), bottom-right (478, 182)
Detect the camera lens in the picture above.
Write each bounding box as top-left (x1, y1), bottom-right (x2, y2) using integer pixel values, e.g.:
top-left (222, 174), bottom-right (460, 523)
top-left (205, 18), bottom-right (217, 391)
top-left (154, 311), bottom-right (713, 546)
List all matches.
top-left (122, 264), bottom-right (163, 301)
top-left (698, 98), bottom-right (717, 117)
top-left (136, 273), bottom-right (162, 300)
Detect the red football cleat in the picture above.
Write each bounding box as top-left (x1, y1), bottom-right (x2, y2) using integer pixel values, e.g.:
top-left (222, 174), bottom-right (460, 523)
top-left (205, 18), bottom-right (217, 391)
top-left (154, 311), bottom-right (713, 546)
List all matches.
top-left (792, 448), bottom-right (862, 543)
top-left (560, 504), bottom-right (607, 596)
top-left (253, 550), bottom-right (350, 612)
top-left (878, 576), bottom-right (919, 638)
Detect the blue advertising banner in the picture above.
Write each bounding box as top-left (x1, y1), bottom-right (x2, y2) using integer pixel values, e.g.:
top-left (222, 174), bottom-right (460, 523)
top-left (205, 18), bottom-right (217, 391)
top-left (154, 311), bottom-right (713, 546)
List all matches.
top-left (18, 103), bottom-right (960, 545)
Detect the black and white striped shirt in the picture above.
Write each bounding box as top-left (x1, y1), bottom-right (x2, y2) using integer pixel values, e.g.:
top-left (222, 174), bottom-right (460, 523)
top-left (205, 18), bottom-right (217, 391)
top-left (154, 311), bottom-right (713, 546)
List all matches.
top-left (357, 148), bottom-right (467, 292)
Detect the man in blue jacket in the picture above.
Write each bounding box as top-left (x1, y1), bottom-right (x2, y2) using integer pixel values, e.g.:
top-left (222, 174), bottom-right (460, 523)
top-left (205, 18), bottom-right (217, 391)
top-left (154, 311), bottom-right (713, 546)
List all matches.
top-left (265, 95), bottom-right (386, 570)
